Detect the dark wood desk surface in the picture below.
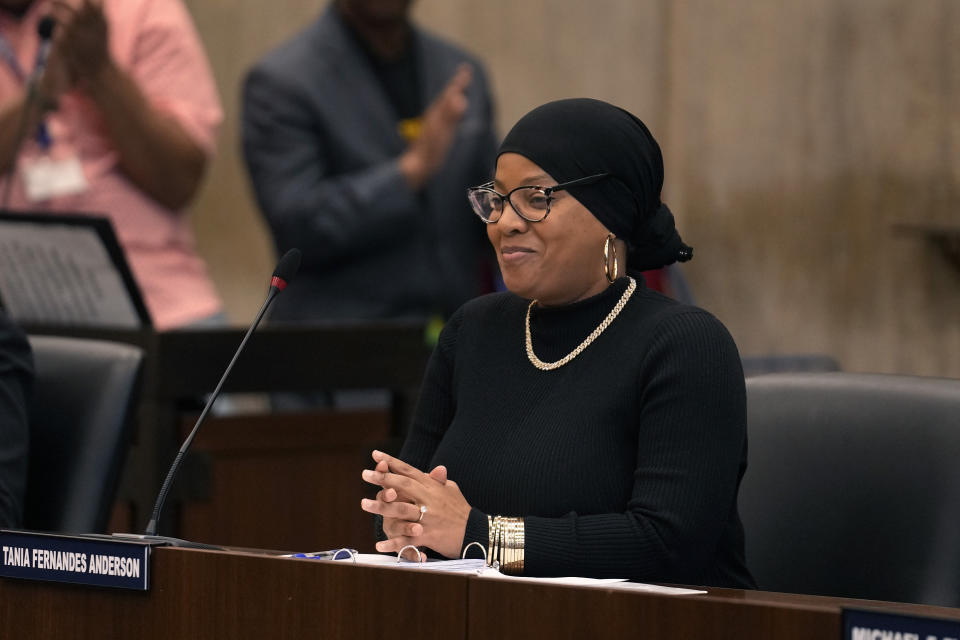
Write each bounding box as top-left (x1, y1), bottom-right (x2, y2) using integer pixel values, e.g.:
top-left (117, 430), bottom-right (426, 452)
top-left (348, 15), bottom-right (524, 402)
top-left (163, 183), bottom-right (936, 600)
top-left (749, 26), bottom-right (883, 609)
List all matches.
top-left (470, 575), bottom-right (960, 640)
top-left (0, 547), bottom-right (467, 639)
top-left (153, 323), bottom-right (431, 396)
top-left (3, 547), bottom-right (960, 640)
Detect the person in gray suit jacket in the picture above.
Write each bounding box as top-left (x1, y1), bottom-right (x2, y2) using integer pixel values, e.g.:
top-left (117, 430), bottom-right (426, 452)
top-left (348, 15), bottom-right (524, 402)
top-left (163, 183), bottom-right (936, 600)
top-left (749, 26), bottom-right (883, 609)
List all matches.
top-left (243, 0), bottom-right (498, 323)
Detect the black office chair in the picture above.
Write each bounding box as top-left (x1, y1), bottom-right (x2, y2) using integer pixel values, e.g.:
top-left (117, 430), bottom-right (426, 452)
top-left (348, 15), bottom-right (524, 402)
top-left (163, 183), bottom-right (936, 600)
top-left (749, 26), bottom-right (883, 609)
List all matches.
top-left (22, 335), bottom-right (144, 534)
top-left (739, 372), bottom-right (960, 607)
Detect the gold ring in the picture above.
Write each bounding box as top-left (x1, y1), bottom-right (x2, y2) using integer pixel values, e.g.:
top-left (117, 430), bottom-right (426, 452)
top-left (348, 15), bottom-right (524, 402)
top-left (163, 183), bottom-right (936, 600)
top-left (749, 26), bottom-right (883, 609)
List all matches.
top-left (417, 505), bottom-right (427, 522)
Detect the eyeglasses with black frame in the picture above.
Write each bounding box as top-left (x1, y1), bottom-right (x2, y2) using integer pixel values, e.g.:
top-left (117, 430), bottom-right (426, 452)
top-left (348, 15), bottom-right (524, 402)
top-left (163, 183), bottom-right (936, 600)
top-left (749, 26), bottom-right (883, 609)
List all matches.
top-left (466, 173), bottom-right (609, 223)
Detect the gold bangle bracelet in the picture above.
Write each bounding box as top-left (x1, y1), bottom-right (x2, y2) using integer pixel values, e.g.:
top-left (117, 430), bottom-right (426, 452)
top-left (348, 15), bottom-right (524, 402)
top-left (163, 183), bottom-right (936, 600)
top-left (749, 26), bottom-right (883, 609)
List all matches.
top-left (487, 515), bottom-right (494, 565)
top-left (488, 516), bottom-right (524, 574)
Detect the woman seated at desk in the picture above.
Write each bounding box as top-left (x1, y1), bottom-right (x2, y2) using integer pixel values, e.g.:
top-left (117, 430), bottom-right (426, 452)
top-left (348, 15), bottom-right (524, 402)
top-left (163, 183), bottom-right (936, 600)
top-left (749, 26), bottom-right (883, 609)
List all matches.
top-left (361, 98), bottom-right (755, 589)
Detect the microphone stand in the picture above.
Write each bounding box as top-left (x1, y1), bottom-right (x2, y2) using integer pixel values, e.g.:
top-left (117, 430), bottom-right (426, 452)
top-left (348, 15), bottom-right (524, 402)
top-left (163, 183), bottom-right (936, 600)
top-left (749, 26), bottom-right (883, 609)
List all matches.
top-left (113, 249), bottom-right (301, 548)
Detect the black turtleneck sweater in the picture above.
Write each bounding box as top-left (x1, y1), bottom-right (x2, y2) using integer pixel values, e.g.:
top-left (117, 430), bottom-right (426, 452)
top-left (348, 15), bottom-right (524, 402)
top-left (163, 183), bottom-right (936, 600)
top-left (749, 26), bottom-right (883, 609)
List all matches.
top-left (399, 277), bottom-right (755, 588)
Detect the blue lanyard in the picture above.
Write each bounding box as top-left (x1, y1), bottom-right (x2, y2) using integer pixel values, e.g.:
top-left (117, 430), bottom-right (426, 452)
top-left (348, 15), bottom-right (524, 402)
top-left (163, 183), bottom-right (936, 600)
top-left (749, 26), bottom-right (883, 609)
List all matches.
top-left (0, 31), bottom-right (46, 82)
top-left (0, 32), bottom-right (53, 150)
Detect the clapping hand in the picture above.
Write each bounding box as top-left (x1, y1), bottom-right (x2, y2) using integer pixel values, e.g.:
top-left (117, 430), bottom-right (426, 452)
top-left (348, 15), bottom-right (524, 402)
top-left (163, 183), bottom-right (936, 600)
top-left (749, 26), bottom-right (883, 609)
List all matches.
top-left (398, 63), bottom-right (472, 189)
top-left (50, 0), bottom-right (111, 83)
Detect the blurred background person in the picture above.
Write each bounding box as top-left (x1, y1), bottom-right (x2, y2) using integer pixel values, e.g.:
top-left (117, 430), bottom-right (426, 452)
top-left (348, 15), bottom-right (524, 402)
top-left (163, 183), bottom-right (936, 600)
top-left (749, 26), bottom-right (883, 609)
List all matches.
top-left (0, 309), bottom-right (31, 529)
top-left (242, 0), bottom-right (497, 325)
top-left (0, 0), bottom-right (224, 330)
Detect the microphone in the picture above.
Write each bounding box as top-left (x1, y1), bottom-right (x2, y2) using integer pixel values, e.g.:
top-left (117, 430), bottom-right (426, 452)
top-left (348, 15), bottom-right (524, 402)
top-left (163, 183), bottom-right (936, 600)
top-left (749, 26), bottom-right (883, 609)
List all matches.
top-left (1, 16), bottom-right (56, 209)
top-left (117, 249), bottom-right (301, 545)
top-left (270, 245), bottom-right (301, 292)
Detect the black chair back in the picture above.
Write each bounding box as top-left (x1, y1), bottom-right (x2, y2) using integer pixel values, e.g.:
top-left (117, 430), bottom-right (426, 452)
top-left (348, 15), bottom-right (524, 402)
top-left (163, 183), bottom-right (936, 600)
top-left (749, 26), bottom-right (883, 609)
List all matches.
top-left (23, 336), bottom-right (144, 534)
top-left (740, 372), bottom-right (960, 607)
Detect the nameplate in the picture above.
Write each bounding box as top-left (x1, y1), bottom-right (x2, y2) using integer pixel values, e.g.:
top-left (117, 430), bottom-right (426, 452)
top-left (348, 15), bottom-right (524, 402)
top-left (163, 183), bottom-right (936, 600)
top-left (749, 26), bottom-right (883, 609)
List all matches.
top-left (844, 608), bottom-right (960, 640)
top-left (0, 529), bottom-right (153, 591)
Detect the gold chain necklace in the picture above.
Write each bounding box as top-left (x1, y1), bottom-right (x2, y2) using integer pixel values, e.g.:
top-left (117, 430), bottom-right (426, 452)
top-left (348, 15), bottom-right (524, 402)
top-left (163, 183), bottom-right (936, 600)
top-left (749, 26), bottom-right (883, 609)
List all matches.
top-left (525, 277), bottom-right (637, 371)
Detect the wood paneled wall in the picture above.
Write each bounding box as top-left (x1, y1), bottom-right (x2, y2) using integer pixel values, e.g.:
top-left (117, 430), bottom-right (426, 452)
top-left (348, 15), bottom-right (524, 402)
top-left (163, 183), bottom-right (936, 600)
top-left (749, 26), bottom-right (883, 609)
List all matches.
top-left (182, 0), bottom-right (959, 377)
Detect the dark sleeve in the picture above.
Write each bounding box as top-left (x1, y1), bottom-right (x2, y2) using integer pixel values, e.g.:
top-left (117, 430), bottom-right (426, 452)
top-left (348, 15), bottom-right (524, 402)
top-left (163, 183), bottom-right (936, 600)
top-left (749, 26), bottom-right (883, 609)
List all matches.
top-left (241, 66), bottom-right (421, 268)
top-left (0, 313), bottom-right (33, 529)
top-left (485, 311), bottom-right (745, 581)
top-left (398, 309), bottom-right (462, 470)
top-left (374, 308), bottom-right (462, 543)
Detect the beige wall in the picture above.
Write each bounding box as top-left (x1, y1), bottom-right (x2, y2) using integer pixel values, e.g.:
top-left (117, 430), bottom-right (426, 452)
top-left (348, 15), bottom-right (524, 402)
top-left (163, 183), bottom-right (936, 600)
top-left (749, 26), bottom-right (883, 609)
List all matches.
top-left (183, 0), bottom-right (960, 377)
top-left (182, 0), bottom-right (322, 323)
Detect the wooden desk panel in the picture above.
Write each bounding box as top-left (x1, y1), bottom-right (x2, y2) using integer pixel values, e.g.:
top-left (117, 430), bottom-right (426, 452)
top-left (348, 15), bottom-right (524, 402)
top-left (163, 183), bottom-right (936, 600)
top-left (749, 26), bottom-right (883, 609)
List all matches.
top-left (177, 410), bottom-right (391, 551)
top-left (4, 547), bottom-right (960, 640)
top-left (0, 548), bottom-right (468, 640)
top-left (468, 579), bottom-right (960, 640)
top-left (469, 579), bottom-right (835, 640)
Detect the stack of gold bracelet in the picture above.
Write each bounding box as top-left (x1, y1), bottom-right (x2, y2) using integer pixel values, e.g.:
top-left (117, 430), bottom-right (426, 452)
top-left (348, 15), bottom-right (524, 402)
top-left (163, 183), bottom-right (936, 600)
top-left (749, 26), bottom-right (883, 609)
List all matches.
top-left (487, 515), bottom-right (524, 574)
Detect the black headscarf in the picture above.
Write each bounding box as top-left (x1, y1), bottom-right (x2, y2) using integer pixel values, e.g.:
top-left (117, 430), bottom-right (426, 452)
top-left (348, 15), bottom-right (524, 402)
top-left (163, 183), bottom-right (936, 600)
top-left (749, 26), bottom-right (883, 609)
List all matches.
top-left (497, 98), bottom-right (692, 273)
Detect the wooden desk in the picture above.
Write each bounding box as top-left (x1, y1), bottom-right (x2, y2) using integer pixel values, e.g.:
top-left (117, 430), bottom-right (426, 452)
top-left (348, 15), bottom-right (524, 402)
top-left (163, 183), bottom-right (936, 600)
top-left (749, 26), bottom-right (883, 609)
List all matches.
top-left (3, 547), bottom-right (960, 639)
top-left (469, 576), bottom-right (960, 640)
top-left (0, 547), bottom-right (467, 639)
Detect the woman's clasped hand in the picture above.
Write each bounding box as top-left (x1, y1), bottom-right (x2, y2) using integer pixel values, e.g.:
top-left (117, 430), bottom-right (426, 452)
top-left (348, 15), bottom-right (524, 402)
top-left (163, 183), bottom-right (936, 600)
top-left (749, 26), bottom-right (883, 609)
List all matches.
top-left (360, 450), bottom-right (472, 560)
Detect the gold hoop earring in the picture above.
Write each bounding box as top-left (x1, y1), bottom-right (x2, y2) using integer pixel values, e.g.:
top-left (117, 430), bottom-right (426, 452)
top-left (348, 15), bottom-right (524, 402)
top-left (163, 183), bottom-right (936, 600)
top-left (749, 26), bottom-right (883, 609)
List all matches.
top-left (603, 233), bottom-right (619, 283)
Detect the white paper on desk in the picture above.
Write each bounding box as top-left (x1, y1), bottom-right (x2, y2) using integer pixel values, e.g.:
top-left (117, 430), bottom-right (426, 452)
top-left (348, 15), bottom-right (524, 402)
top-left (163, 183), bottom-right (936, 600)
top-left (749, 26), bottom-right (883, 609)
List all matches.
top-left (339, 554), bottom-right (488, 574)
top-left (345, 555), bottom-right (706, 593)
top-left (0, 222), bottom-right (139, 328)
top-left (478, 571), bottom-right (707, 595)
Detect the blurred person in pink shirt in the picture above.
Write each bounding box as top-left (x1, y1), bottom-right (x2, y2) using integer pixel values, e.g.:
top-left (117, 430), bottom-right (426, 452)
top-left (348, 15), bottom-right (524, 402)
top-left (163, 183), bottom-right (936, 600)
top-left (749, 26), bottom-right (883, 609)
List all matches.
top-left (0, 0), bottom-right (223, 330)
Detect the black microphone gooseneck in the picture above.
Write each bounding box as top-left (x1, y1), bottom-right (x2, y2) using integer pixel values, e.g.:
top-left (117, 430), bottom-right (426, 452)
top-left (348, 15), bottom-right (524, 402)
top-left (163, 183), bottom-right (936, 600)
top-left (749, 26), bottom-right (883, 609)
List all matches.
top-left (1, 16), bottom-right (56, 210)
top-left (142, 248), bottom-right (302, 539)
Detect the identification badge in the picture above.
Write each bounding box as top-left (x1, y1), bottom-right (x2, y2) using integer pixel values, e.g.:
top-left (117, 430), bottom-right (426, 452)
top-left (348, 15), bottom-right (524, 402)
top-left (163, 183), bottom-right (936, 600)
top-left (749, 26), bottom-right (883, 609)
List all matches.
top-left (22, 155), bottom-right (89, 202)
